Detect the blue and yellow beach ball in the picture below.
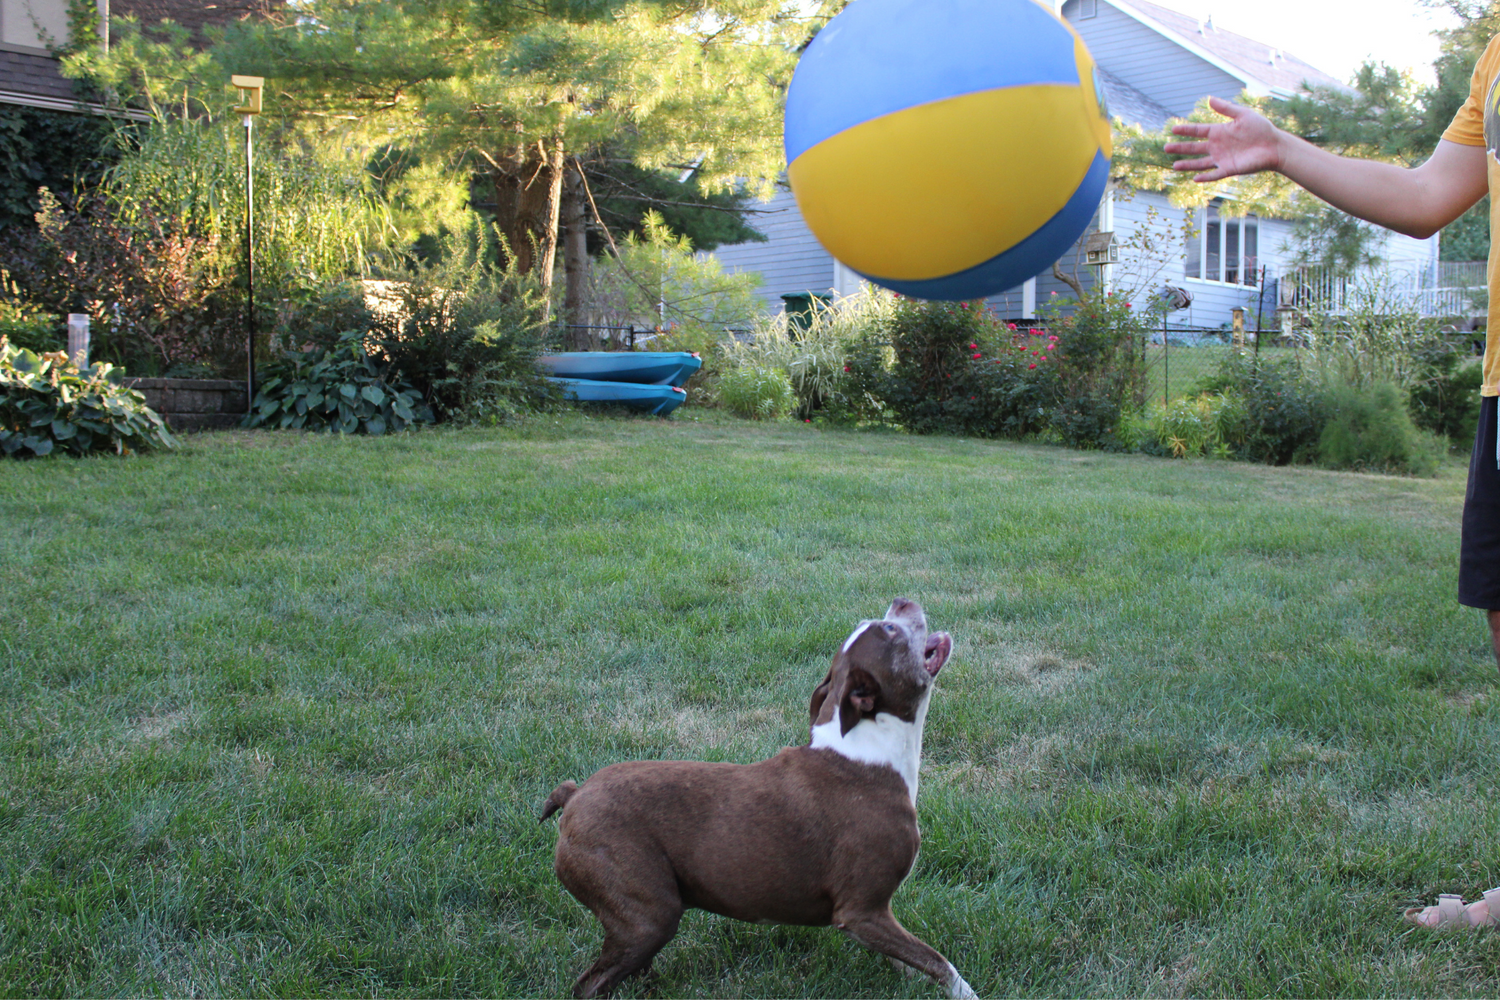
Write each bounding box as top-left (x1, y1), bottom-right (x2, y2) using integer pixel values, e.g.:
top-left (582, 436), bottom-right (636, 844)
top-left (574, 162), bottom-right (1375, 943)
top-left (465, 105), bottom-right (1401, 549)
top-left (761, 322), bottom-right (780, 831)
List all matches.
top-left (784, 0), bottom-right (1112, 301)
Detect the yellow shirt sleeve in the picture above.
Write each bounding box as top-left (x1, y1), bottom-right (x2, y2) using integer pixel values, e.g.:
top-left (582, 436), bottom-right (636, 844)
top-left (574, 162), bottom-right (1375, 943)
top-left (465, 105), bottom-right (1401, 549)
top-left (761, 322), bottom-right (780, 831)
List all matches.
top-left (1444, 35), bottom-right (1500, 148)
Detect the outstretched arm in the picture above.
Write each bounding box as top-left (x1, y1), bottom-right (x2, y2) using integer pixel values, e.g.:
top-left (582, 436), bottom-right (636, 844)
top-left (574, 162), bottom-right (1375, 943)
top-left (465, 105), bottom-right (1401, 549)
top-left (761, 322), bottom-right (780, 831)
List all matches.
top-left (1164, 96), bottom-right (1489, 240)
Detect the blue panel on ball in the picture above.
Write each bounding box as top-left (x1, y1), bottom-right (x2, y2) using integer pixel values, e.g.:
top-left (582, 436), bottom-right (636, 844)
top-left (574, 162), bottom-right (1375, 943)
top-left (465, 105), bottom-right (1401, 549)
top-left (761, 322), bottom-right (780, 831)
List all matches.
top-left (856, 151), bottom-right (1110, 301)
top-left (785, 0), bottom-right (1081, 164)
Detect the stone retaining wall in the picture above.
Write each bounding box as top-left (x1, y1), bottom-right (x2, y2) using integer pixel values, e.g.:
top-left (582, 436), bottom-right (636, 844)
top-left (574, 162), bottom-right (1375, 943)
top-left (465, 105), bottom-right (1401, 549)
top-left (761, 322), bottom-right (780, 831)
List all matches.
top-left (124, 378), bottom-right (248, 431)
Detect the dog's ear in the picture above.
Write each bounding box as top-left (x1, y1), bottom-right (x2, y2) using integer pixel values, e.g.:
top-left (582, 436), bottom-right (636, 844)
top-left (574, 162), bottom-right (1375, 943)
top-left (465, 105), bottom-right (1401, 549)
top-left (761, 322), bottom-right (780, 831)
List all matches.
top-left (809, 667), bottom-right (836, 728)
top-left (810, 658), bottom-right (879, 736)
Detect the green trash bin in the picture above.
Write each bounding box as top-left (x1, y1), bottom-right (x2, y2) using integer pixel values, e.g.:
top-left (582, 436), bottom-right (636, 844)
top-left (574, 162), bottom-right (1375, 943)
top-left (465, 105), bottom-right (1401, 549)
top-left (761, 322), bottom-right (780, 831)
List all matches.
top-left (781, 292), bottom-right (833, 338)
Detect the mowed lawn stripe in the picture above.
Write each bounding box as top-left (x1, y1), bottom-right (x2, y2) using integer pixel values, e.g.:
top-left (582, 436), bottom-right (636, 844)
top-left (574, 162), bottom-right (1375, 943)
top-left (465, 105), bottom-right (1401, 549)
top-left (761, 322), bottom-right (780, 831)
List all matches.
top-left (3, 413), bottom-right (1498, 997)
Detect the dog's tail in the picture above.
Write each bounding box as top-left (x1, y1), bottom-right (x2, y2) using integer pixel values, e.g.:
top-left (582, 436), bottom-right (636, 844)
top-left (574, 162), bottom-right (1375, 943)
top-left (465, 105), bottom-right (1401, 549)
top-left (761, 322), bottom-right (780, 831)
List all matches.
top-left (539, 780), bottom-right (579, 823)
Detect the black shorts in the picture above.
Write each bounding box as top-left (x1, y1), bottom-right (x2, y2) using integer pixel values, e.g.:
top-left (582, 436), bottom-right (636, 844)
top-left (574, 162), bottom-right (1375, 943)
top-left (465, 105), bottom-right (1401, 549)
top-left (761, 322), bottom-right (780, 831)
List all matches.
top-left (1460, 395), bottom-right (1500, 609)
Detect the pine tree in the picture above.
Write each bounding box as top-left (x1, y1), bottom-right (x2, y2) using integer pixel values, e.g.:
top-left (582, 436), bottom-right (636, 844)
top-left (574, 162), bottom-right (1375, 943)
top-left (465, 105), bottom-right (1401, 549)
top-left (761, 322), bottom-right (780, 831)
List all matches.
top-left (70, 1), bottom-right (836, 341)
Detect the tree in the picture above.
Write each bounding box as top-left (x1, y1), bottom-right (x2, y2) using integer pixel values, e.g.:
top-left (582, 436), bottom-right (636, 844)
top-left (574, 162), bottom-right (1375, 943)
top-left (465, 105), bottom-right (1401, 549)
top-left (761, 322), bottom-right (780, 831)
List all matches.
top-left (70, 1), bottom-right (830, 345)
top-left (582, 157), bottom-right (767, 254)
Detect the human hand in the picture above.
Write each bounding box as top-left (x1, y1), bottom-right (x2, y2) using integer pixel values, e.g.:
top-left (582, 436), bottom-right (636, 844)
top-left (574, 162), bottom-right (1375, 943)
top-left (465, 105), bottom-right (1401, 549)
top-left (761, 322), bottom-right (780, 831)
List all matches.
top-left (1164, 96), bottom-right (1284, 182)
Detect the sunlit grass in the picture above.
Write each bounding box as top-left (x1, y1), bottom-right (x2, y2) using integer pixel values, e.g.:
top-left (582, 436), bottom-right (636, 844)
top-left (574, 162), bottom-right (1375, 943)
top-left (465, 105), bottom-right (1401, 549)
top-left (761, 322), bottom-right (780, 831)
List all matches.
top-left (3, 412), bottom-right (1499, 997)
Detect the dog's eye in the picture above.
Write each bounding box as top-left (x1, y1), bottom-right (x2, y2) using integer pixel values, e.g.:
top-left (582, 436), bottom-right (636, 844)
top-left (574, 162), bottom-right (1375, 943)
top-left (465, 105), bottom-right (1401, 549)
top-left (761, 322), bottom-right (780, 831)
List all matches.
top-left (882, 623), bottom-right (897, 634)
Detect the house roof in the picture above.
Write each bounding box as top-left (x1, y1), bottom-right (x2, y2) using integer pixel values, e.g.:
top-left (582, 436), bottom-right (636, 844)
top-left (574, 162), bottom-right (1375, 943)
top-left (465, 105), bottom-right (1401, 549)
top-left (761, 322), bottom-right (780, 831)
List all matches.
top-left (1110, 0), bottom-right (1346, 95)
top-left (0, 48), bottom-right (78, 111)
top-left (1098, 66), bottom-right (1174, 131)
top-left (1, 1), bottom-right (278, 111)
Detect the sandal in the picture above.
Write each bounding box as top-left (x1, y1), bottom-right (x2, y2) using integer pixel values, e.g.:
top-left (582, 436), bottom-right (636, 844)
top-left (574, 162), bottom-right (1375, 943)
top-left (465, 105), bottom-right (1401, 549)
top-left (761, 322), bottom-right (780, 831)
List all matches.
top-left (1404, 887), bottom-right (1500, 928)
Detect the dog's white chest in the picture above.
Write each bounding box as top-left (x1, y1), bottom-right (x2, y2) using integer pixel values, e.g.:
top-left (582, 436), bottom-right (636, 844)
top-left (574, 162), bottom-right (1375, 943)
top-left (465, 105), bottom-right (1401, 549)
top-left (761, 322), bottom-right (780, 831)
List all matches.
top-left (809, 692), bottom-right (931, 803)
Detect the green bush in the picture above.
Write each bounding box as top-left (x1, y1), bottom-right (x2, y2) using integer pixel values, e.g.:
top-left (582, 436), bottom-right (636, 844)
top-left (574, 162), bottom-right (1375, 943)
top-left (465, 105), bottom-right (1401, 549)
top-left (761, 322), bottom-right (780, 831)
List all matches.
top-left (717, 364), bottom-right (794, 420)
top-left (0, 189), bottom-right (244, 376)
top-left (824, 325), bottom-right (896, 425)
top-left (271, 281), bottom-right (376, 352)
top-left (0, 300), bottom-right (61, 353)
top-left (372, 220), bottom-right (556, 424)
top-left (881, 298), bottom-right (1044, 435)
top-left (1, 337), bottom-right (174, 457)
top-left (1406, 339), bottom-right (1482, 447)
top-left (1318, 380), bottom-right (1444, 476)
top-left (244, 331), bottom-right (434, 435)
top-left (1146, 393), bottom-right (1247, 458)
top-left (1041, 290), bottom-right (1149, 448)
top-left (1210, 354), bottom-right (1330, 465)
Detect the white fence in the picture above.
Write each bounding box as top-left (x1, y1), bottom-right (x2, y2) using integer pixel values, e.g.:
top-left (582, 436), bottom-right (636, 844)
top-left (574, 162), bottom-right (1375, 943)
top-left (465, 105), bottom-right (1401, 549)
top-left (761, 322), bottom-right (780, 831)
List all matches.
top-left (1275, 263), bottom-right (1486, 320)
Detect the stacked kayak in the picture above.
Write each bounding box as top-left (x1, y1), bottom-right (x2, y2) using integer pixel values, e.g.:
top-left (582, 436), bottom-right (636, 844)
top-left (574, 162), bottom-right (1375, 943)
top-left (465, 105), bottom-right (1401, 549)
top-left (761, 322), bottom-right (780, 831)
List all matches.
top-left (539, 351), bottom-right (701, 416)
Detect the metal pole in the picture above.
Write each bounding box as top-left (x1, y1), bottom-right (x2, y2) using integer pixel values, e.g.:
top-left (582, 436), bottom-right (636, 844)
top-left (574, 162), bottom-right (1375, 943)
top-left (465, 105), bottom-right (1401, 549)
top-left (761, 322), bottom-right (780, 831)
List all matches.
top-left (1163, 312), bottom-right (1169, 409)
top-left (244, 112), bottom-right (255, 406)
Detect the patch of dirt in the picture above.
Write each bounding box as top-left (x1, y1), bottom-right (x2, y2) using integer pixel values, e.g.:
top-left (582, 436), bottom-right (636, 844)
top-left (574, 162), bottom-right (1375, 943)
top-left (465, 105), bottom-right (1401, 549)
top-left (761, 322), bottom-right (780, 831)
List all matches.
top-left (936, 733), bottom-right (1073, 792)
top-left (990, 647), bottom-right (1092, 695)
top-left (129, 709), bottom-right (190, 743)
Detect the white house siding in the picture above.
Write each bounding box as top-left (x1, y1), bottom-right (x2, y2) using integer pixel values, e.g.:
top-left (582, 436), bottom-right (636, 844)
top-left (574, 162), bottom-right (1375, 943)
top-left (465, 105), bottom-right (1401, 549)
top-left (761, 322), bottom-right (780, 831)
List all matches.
top-left (1062, 0), bottom-right (1243, 116)
top-left (712, 187), bottom-right (836, 313)
top-left (708, 1), bottom-right (1441, 323)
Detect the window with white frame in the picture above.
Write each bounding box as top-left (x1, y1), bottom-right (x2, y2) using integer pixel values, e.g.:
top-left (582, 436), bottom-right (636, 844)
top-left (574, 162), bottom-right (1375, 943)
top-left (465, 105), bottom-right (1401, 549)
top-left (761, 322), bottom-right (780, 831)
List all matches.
top-left (1185, 203), bottom-right (1259, 286)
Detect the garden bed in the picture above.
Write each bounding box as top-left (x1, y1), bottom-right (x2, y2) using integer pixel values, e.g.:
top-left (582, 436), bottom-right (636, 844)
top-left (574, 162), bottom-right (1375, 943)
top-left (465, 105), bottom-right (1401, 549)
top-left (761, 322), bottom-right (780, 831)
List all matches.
top-left (122, 377), bottom-right (247, 431)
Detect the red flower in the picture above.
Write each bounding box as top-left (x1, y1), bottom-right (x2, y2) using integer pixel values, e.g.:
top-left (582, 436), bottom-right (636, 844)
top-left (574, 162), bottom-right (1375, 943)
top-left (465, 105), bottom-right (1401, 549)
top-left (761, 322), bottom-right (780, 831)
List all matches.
top-left (843, 366), bottom-right (850, 372)
top-left (1028, 363), bottom-right (1037, 369)
top-left (971, 352), bottom-right (981, 359)
top-left (968, 343), bottom-right (977, 349)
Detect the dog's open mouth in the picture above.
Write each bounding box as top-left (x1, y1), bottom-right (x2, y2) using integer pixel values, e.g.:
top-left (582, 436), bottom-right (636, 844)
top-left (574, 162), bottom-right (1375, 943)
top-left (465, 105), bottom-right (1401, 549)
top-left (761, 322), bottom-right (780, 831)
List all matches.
top-left (924, 633), bottom-right (952, 677)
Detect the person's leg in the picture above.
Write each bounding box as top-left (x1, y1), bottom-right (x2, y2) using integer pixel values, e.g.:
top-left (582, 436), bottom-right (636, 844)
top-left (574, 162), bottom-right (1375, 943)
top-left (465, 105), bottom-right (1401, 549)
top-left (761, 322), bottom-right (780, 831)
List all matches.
top-left (1413, 395), bottom-right (1500, 928)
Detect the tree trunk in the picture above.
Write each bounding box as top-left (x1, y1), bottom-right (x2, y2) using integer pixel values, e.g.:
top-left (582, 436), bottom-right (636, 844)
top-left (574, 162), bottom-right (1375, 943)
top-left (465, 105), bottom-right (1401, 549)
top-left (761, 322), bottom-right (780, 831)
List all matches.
top-left (510, 136), bottom-right (565, 322)
top-left (1052, 261), bottom-right (1085, 300)
top-left (489, 136), bottom-right (567, 319)
top-left (491, 161), bottom-right (525, 272)
top-left (562, 159), bottom-right (591, 350)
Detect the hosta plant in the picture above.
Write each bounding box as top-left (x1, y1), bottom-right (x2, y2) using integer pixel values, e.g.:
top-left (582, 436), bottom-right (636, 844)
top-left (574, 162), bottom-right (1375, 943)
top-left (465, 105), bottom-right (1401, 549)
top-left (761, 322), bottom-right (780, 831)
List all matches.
top-left (0, 336), bottom-right (175, 457)
top-left (244, 330), bottom-right (434, 435)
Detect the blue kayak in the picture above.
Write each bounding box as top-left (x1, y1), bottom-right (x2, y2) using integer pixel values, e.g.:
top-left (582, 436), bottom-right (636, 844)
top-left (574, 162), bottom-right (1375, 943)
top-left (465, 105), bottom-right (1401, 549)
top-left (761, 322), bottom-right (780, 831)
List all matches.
top-left (538, 351), bottom-right (702, 387)
top-left (548, 378), bottom-right (688, 416)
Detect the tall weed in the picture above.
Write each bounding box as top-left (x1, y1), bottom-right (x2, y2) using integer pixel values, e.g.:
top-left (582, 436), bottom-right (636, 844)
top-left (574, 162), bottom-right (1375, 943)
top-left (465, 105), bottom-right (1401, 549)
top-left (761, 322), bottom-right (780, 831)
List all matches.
top-left (718, 290), bottom-right (897, 421)
top-left (372, 218), bottom-right (555, 424)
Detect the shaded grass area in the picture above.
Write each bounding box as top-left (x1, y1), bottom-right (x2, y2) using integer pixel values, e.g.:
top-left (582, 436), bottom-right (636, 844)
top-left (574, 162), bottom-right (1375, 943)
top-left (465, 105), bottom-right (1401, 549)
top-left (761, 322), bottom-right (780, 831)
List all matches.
top-left (4, 412), bottom-right (1500, 997)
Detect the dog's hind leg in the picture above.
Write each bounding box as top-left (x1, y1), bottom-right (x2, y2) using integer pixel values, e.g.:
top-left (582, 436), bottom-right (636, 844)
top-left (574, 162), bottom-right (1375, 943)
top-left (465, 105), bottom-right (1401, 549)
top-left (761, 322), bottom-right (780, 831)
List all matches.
top-left (836, 907), bottom-right (977, 1000)
top-left (571, 908), bottom-right (682, 999)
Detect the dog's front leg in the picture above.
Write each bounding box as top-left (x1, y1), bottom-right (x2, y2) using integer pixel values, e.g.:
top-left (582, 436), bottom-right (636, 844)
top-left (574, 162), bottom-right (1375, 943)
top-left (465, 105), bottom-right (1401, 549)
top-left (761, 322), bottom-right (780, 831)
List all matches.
top-left (836, 908), bottom-right (977, 999)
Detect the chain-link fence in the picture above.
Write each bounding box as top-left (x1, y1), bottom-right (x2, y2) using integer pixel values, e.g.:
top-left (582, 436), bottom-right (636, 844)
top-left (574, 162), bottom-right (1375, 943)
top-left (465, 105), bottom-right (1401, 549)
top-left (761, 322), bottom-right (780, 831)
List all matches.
top-left (1142, 327), bottom-right (1263, 406)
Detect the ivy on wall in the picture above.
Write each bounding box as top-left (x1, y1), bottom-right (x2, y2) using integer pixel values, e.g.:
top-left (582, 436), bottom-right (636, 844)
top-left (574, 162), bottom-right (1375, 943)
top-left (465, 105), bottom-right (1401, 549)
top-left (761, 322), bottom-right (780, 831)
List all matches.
top-left (0, 106), bottom-right (121, 231)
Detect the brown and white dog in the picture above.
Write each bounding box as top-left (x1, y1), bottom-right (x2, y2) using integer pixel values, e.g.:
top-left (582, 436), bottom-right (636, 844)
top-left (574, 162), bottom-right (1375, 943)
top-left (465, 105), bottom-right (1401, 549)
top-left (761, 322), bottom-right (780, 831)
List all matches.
top-left (540, 598), bottom-right (975, 999)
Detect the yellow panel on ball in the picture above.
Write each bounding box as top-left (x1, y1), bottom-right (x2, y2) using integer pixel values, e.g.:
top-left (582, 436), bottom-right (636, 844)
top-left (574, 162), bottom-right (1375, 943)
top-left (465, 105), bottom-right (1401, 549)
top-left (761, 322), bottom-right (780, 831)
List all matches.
top-left (788, 84), bottom-right (1102, 282)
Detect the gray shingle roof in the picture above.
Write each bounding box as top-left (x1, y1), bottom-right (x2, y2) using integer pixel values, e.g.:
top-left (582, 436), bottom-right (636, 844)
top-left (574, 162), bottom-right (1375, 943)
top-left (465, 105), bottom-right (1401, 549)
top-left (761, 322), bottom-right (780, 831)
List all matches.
top-left (1, 1), bottom-right (278, 110)
top-left (0, 49), bottom-right (80, 106)
top-left (1115, 0), bottom-right (1347, 93)
top-left (1098, 66), bottom-right (1174, 130)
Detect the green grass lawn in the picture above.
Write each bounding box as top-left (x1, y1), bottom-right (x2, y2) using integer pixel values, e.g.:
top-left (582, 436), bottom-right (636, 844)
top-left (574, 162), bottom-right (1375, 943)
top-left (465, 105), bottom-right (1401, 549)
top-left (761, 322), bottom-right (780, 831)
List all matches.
top-left (4, 412), bottom-right (1500, 997)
